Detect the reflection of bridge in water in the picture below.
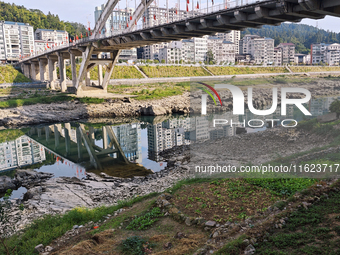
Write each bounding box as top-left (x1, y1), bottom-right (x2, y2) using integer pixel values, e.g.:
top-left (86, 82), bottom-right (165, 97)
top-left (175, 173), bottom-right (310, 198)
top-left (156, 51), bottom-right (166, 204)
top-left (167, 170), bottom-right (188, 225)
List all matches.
top-left (26, 123), bottom-right (153, 178)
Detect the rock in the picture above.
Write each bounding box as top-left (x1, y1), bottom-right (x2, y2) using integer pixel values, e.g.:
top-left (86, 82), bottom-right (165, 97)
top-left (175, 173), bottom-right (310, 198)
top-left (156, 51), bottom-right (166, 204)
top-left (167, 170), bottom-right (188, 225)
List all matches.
top-left (35, 244), bottom-right (45, 253)
top-left (185, 217), bottom-right (193, 226)
top-left (244, 244), bottom-right (256, 255)
top-left (317, 112), bottom-right (337, 123)
top-left (0, 176), bottom-right (17, 193)
top-left (174, 232), bottom-right (186, 239)
top-left (141, 105), bottom-right (167, 116)
top-left (205, 220), bottom-right (216, 227)
top-left (73, 225), bottom-right (79, 229)
top-left (45, 246), bottom-right (53, 252)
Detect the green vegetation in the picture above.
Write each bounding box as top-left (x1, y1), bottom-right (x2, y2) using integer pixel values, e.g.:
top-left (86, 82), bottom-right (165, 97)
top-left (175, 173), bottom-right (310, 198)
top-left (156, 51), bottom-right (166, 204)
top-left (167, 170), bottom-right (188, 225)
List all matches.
top-left (126, 207), bottom-right (163, 230)
top-left (0, 192), bottom-right (159, 255)
top-left (243, 23), bottom-right (340, 54)
top-left (330, 99), bottom-right (340, 117)
top-left (139, 66), bottom-right (211, 78)
top-left (290, 66), bottom-right (340, 73)
top-left (0, 1), bottom-right (86, 37)
top-left (108, 82), bottom-right (190, 100)
top-left (121, 236), bottom-right (154, 255)
top-left (207, 66), bottom-right (288, 75)
top-left (215, 235), bottom-right (247, 255)
top-left (78, 97), bottom-right (105, 104)
top-left (0, 128), bottom-right (29, 143)
top-left (0, 94), bottom-right (72, 108)
top-left (63, 65), bottom-right (144, 80)
top-left (0, 66), bottom-right (31, 84)
top-left (255, 191), bottom-right (340, 254)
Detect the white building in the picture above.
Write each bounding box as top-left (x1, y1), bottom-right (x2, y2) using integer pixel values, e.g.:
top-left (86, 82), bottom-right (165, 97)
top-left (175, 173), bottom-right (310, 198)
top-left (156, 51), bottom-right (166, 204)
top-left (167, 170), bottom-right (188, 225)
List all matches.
top-left (159, 47), bottom-right (183, 63)
top-left (0, 21), bottom-right (35, 62)
top-left (277, 43), bottom-right (295, 64)
top-left (35, 29), bottom-right (68, 45)
top-left (311, 43), bottom-right (329, 65)
top-left (216, 31), bottom-right (241, 54)
top-left (274, 47), bottom-right (282, 66)
top-left (143, 6), bottom-right (189, 28)
top-left (207, 37), bottom-right (236, 64)
top-left (0, 135), bottom-right (46, 172)
top-left (325, 43), bottom-right (340, 66)
top-left (240, 35), bottom-right (274, 65)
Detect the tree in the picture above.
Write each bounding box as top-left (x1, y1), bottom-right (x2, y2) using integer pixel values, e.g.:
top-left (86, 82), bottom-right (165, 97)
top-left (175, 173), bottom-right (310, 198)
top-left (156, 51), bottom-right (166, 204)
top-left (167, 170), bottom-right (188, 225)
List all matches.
top-left (206, 50), bottom-right (215, 65)
top-left (161, 59), bottom-right (165, 64)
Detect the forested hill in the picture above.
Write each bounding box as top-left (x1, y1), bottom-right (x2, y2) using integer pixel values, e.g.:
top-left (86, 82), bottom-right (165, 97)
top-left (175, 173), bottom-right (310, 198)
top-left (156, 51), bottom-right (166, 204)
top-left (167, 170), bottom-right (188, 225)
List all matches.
top-left (0, 1), bottom-right (87, 38)
top-left (242, 23), bottom-right (340, 54)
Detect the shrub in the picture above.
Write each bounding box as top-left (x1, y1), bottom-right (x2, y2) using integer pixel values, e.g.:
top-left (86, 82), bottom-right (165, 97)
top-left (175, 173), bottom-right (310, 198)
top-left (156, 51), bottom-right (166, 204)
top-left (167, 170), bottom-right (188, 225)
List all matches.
top-left (121, 236), bottom-right (153, 255)
top-left (126, 207), bottom-right (163, 230)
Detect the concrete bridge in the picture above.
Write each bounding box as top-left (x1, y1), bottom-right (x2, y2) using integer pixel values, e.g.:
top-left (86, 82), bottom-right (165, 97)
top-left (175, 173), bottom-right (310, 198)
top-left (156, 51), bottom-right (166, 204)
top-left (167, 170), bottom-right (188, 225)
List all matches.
top-left (18, 0), bottom-right (340, 95)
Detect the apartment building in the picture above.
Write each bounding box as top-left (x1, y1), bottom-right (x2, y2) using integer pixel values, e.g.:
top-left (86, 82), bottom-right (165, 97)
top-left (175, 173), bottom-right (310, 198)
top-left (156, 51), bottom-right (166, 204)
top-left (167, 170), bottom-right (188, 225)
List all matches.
top-left (0, 21), bottom-right (35, 62)
top-left (239, 35), bottom-right (274, 65)
top-left (216, 30), bottom-right (241, 54)
top-left (277, 43), bottom-right (295, 64)
top-left (310, 43), bottom-right (329, 64)
top-left (158, 47), bottom-right (183, 63)
top-left (274, 47), bottom-right (282, 66)
top-left (325, 43), bottom-right (340, 66)
top-left (35, 29), bottom-right (68, 44)
top-left (207, 37), bottom-right (236, 64)
top-left (143, 6), bottom-right (189, 28)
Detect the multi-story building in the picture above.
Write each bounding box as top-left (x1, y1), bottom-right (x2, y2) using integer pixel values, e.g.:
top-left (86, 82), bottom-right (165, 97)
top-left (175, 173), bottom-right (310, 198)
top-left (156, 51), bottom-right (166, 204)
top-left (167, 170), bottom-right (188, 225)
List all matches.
top-left (158, 47), bottom-right (183, 63)
top-left (143, 6), bottom-right (189, 28)
top-left (181, 39), bottom-right (195, 62)
top-left (95, 5), bottom-right (132, 36)
top-left (273, 47), bottom-right (282, 66)
top-left (294, 53), bottom-right (309, 65)
top-left (239, 35), bottom-right (274, 65)
top-left (142, 43), bottom-right (168, 60)
top-left (0, 21), bottom-right (35, 62)
top-left (0, 135), bottom-right (46, 172)
top-left (35, 29), bottom-right (68, 45)
top-left (216, 30), bottom-right (241, 54)
top-left (207, 37), bottom-right (235, 64)
top-left (277, 43), bottom-right (295, 64)
top-left (34, 40), bottom-right (54, 55)
top-left (310, 43), bottom-right (329, 65)
top-left (325, 43), bottom-right (340, 66)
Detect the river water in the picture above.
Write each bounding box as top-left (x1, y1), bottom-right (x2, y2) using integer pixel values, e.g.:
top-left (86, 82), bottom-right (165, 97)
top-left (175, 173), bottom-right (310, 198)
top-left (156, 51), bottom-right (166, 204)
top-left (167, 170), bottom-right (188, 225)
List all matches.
top-left (0, 96), bottom-right (338, 199)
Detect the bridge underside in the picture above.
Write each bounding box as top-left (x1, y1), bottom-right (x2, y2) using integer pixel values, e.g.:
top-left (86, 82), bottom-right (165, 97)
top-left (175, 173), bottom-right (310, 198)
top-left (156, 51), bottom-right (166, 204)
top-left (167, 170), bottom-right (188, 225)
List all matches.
top-left (19, 0), bottom-right (340, 94)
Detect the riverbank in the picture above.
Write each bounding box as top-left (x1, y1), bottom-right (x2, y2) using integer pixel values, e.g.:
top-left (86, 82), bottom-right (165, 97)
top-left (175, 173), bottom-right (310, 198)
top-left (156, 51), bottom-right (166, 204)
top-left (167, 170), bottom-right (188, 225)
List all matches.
top-left (1, 75), bottom-right (340, 127)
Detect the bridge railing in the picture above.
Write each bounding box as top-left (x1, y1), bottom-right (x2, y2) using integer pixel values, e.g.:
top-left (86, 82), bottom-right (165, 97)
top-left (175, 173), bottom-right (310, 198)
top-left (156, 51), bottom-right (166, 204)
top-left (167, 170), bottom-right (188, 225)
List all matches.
top-left (21, 0), bottom-right (268, 61)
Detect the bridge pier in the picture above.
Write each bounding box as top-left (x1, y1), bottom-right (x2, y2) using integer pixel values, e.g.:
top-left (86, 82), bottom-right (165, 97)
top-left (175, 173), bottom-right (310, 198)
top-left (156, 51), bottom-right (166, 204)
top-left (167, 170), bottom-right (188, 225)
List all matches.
top-left (98, 53), bottom-right (103, 86)
top-left (57, 52), bottom-right (67, 92)
top-left (86, 72), bottom-right (91, 86)
top-left (22, 64), bottom-right (31, 79)
top-left (38, 58), bottom-right (48, 82)
top-left (47, 56), bottom-right (58, 90)
top-left (69, 51), bottom-right (78, 88)
top-left (30, 61), bottom-right (40, 81)
top-left (64, 123), bottom-right (71, 156)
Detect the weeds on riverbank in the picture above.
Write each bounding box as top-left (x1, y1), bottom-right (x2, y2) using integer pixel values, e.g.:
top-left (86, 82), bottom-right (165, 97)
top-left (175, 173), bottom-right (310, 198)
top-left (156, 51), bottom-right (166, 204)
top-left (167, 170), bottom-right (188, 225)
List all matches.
top-left (207, 66), bottom-right (288, 76)
top-left (0, 66), bottom-right (31, 84)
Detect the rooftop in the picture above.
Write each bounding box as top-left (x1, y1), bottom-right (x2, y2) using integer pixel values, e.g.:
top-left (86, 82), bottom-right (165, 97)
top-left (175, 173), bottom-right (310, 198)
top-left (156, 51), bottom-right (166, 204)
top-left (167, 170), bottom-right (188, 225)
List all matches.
top-left (36, 28), bottom-right (67, 33)
top-left (2, 21), bottom-right (30, 26)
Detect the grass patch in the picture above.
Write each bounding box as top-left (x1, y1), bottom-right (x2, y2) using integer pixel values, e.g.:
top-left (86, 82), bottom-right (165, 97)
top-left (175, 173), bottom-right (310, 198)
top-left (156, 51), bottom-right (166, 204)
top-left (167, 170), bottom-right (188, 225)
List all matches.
top-left (207, 66), bottom-right (288, 76)
top-left (126, 207), bottom-right (163, 230)
top-left (0, 128), bottom-right (29, 143)
top-left (78, 97), bottom-right (105, 104)
top-left (172, 179), bottom-right (282, 223)
top-left (0, 65), bottom-right (31, 83)
top-left (0, 95), bottom-right (73, 108)
top-left (139, 66), bottom-right (210, 78)
top-left (216, 234), bottom-right (247, 255)
top-left (255, 190), bottom-right (340, 254)
top-left (0, 192), bottom-right (159, 255)
top-left (290, 66), bottom-right (340, 73)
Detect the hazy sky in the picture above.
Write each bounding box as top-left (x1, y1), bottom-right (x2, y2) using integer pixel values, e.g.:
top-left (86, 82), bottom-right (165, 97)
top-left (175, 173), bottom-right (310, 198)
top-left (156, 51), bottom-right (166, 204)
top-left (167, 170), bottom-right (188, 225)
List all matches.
top-left (4, 0), bottom-right (340, 32)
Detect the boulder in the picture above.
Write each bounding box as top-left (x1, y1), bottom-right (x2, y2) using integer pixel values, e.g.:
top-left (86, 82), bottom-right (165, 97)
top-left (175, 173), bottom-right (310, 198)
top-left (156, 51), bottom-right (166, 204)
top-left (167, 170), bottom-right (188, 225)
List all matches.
top-left (141, 105), bottom-right (167, 116)
top-left (0, 176), bottom-right (17, 193)
top-left (317, 112), bottom-right (337, 123)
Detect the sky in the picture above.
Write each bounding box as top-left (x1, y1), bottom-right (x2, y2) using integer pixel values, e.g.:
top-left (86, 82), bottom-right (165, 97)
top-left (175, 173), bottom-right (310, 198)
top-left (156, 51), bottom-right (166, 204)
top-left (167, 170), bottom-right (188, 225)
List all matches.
top-left (4, 0), bottom-right (340, 32)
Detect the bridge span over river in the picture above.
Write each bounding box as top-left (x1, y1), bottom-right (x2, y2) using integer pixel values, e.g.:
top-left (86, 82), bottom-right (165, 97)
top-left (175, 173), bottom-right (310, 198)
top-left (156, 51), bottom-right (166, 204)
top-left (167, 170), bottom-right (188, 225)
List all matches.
top-left (17, 0), bottom-right (340, 94)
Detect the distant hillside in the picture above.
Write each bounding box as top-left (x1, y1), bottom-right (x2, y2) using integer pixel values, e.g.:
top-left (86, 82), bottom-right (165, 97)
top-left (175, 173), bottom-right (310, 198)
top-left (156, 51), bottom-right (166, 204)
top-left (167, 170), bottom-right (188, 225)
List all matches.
top-left (242, 23), bottom-right (340, 54)
top-left (0, 1), bottom-right (87, 38)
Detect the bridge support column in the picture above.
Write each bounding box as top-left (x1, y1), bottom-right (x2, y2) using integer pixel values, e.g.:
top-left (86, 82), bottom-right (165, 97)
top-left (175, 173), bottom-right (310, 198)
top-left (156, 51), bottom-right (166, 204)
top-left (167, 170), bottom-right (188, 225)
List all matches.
top-left (98, 53), bottom-right (103, 86)
top-left (30, 62), bottom-right (40, 81)
top-left (47, 56), bottom-right (57, 90)
top-left (38, 58), bottom-right (48, 82)
top-left (70, 52), bottom-right (77, 88)
top-left (102, 50), bottom-right (121, 91)
top-left (23, 64), bottom-right (30, 78)
top-left (86, 72), bottom-right (91, 86)
top-left (64, 123), bottom-right (71, 156)
top-left (103, 126), bottom-right (108, 149)
top-left (57, 52), bottom-right (67, 92)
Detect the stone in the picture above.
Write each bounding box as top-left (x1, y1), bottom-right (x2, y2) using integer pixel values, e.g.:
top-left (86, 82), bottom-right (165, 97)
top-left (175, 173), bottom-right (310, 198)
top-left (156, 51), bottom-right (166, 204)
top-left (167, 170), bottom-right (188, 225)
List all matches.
top-left (45, 246), bottom-right (54, 252)
top-left (73, 225), bottom-right (79, 229)
top-left (35, 244), bottom-right (45, 253)
top-left (317, 112), bottom-right (337, 123)
top-left (185, 217), bottom-right (193, 226)
top-left (205, 220), bottom-right (216, 227)
top-left (0, 176), bottom-right (17, 193)
top-left (244, 244), bottom-right (256, 255)
top-left (141, 105), bottom-right (167, 116)
top-left (163, 242), bottom-right (172, 250)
